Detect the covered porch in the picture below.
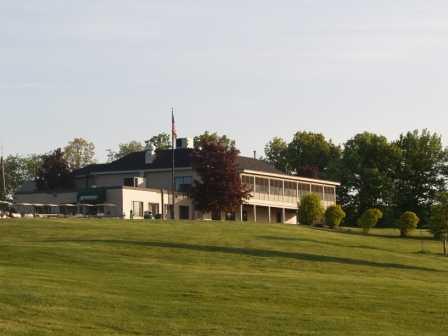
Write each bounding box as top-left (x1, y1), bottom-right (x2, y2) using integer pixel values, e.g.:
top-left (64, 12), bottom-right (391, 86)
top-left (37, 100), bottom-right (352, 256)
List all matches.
top-left (240, 203), bottom-right (297, 225)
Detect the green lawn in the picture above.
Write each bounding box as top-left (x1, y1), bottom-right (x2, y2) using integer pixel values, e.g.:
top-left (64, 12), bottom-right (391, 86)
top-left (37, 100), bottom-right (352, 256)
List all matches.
top-left (0, 219), bottom-right (447, 336)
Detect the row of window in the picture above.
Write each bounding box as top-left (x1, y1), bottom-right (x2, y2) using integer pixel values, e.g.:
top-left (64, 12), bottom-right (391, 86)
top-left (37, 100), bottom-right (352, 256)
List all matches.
top-left (241, 175), bottom-right (336, 203)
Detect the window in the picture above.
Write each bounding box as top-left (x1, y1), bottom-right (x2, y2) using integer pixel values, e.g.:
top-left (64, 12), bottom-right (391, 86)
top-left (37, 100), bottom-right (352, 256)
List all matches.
top-left (175, 176), bottom-right (193, 192)
top-left (255, 177), bottom-right (269, 200)
top-left (270, 179), bottom-right (283, 201)
top-left (132, 201), bottom-right (143, 217)
top-left (324, 187), bottom-right (336, 202)
top-left (124, 177), bottom-right (137, 187)
top-left (311, 185), bottom-right (324, 201)
top-left (148, 203), bottom-right (160, 215)
top-left (225, 212), bottom-right (236, 221)
top-left (242, 175), bottom-right (255, 192)
top-left (298, 183), bottom-right (311, 198)
top-left (164, 204), bottom-right (174, 219)
top-left (284, 181), bottom-right (298, 203)
top-left (179, 206), bottom-right (190, 220)
top-left (211, 209), bottom-right (222, 220)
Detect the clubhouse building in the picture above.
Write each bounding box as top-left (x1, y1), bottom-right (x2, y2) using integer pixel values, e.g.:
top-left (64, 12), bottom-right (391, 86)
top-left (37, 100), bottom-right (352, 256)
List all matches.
top-left (15, 138), bottom-right (340, 224)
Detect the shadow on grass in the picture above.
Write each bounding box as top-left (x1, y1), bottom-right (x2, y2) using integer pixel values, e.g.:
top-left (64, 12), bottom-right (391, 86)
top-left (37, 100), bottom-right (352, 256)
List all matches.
top-left (313, 227), bottom-right (435, 242)
top-left (38, 239), bottom-right (442, 273)
top-left (258, 235), bottom-right (405, 254)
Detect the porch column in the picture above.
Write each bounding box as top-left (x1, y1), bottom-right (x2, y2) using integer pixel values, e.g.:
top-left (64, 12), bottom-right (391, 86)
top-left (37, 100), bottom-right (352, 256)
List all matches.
top-left (282, 208), bottom-right (286, 224)
top-left (240, 204), bottom-right (243, 223)
top-left (282, 180), bottom-right (285, 202)
top-left (253, 205), bottom-right (257, 222)
top-left (268, 206), bottom-right (271, 223)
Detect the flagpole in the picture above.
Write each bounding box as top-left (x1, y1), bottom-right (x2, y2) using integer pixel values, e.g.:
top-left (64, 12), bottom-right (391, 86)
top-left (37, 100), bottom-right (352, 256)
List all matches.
top-left (1, 145), bottom-right (6, 199)
top-left (171, 108), bottom-right (176, 220)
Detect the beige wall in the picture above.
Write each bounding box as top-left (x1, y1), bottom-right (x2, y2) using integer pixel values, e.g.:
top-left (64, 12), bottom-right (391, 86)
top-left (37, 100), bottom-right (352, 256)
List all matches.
top-left (121, 187), bottom-right (168, 219)
top-left (144, 169), bottom-right (197, 189)
top-left (75, 172), bottom-right (142, 190)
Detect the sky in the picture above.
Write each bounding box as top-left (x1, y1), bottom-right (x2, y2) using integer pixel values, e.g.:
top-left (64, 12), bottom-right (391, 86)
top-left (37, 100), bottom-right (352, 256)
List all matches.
top-left (1, 0), bottom-right (448, 161)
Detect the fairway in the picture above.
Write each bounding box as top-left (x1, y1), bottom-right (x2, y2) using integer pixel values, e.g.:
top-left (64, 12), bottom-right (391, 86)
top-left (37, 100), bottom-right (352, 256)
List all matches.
top-left (0, 219), bottom-right (447, 335)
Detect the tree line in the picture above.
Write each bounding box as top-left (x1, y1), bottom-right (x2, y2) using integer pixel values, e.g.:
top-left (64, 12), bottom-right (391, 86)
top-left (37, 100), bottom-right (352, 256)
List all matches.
top-left (0, 133), bottom-right (171, 199)
top-left (264, 129), bottom-right (448, 228)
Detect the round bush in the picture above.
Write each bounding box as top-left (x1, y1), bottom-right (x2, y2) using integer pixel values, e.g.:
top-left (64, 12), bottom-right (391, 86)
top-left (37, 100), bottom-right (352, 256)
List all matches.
top-left (357, 208), bottom-right (383, 234)
top-left (325, 205), bottom-right (346, 229)
top-left (298, 193), bottom-right (324, 226)
top-left (398, 211), bottom-right (419, 237)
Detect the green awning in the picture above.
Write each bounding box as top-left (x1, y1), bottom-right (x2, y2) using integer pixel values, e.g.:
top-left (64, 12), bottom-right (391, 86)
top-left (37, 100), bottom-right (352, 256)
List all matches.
top-left (77, 189), bottom-right (106, 204)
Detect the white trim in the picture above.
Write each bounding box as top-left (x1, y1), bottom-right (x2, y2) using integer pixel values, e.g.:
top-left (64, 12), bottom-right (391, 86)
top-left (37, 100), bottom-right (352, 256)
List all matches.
top-left (241, 170), bottom-right (340, 186)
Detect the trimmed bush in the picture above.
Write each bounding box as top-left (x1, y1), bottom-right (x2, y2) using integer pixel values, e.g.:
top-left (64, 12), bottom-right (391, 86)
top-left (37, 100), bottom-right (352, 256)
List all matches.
top-left (398, 211), bottom-right (419, 237)
top-left (325, 205), bottom-right (346, 229)
top-left (298, 193), bottom-right (324, 226)
top-left (357, 208), bottom-right (383, 234)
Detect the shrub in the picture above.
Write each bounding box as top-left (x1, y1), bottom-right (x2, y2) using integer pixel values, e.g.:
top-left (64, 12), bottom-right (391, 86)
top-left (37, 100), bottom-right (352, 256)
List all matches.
top-left (325, 205), bottom-right (346, 229)
top-left (357, 208), bottom-right (383, 234)
top-left (398, 211), bottom-right (419, 237)
top-left (298, 193), bottom-right (324, 226)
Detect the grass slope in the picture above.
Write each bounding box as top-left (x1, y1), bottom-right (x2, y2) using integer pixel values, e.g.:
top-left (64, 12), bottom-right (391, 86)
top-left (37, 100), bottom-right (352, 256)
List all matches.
top-left (0, 219), bottom-right (447, 336)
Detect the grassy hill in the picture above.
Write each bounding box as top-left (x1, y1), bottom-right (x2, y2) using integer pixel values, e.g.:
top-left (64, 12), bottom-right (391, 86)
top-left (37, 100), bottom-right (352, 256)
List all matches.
top-left (0, 219), bottom-right (447, 336)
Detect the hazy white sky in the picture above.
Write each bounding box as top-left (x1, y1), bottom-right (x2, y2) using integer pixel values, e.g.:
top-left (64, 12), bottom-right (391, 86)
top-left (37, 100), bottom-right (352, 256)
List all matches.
top-left (1, 0), bottom-right (448, 160)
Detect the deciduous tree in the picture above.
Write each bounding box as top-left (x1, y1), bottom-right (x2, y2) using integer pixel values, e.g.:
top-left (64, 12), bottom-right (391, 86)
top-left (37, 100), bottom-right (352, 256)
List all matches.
top-left (338, 132), bottom-right (400, 223)
top-left (264, 137), bottom-right (289, 173)
top-left (148, 133), bottom-right (171, 151)
top-left (64, 138), bottom-right (96, 170)
top-left (287, 131), bottom-right (340, 179)
top-left (191, 132), bottom-right (251, 215)
top-left (393, 129), bottom-right (448, 225)
top-left (106, 141), bottom-right (144, 162)
top-left (36, 149), bottom-right (73, 190)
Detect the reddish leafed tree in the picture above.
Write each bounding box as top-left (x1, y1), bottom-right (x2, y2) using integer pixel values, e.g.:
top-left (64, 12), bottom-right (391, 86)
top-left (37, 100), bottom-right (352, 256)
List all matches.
top-left (36, 148), bottom-right (74, 190)
top-left (191, 132), bottom-right (251, 214)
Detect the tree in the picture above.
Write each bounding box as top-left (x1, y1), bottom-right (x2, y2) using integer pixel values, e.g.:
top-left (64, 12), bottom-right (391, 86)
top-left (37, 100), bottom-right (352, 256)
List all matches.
top-left (191, 132), bottom-right (251, 215)
top-left (264, 137), bottom-right (289, 173)
top-left (36, 149), bottom-right (73, 190)
top-left (287, 131), bottom-right (341, 179)
top-left (393, 130), bottom-right (448, 226)
top-left (325, 205), bottom-right (346, 229)
top-left (398, 211), bottom-right (420, 238)
top-left (64, 138), bottom-right (96, 170)
top-left (298, 193), bottom-right (324, 226)
top-left (0, 154), bottom-right (43, 199)
top-left (106, 141), bottom-right (144, 162)
top-left (357, 208), bottom-right (383, 234)
top-left (148, 133), bottom-right (171, 151)
top-left (337, 132), bottom-right (400, 224)
top-left (430, 193), bottom-right (448, 255)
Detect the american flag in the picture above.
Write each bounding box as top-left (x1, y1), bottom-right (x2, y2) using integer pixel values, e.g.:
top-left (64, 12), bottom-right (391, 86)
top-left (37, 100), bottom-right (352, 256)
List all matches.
top-left (171, 108), bottom-right (177, 140)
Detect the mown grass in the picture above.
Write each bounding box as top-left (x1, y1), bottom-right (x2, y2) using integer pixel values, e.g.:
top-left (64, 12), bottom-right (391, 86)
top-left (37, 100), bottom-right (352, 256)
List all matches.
top-left (0, 218), bottom-right (447, 335)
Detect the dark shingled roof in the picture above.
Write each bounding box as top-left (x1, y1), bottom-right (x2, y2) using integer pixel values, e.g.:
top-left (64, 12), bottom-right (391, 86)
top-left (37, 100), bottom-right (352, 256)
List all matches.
top-left (74, 148), bottom-right (283, 176)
